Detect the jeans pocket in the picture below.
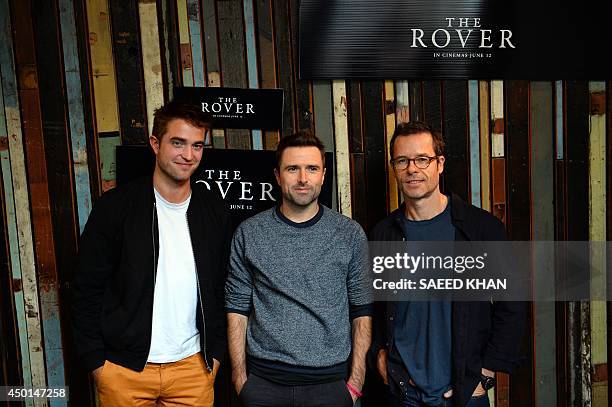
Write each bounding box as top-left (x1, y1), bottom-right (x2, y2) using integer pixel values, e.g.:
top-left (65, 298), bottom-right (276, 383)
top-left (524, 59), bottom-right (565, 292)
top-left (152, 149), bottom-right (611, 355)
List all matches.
top-left (239, 375), bottom-right (251, 399)
top-left (94, 361), bottom-right (111, 389)
top-left (341, 381), bottom-right (354, 406)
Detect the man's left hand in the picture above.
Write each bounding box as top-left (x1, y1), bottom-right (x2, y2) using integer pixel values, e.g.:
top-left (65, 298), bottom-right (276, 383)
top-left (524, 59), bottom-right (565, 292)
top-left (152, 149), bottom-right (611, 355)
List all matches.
top-left (212, 358), bottom-right (220, 378)
top-left (472, 368), bottom-right (495, 397)
top-left (346, 378), bottom-right (361, 404)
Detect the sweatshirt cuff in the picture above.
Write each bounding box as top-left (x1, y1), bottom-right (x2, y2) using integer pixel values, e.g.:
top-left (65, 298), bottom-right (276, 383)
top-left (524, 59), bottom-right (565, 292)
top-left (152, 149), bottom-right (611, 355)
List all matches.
top-left (225, 307), bottom-right (251, 316)
top-left (482, 352), bottom-right (519, 374)
top-left (349, 303), bottom-right (374, 320)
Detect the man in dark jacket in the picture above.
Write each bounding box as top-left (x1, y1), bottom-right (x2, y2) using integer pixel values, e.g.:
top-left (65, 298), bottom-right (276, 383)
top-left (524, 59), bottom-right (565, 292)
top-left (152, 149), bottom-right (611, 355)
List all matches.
top-left (370, 121), bottom-right (525, 407)
top-left (72, 101), bottom-right (231, 406)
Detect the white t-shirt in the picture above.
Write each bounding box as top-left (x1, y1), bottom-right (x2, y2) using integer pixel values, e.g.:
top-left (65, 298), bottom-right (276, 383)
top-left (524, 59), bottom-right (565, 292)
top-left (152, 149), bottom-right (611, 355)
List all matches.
top-left (147, 188), bottom-right (200, 363)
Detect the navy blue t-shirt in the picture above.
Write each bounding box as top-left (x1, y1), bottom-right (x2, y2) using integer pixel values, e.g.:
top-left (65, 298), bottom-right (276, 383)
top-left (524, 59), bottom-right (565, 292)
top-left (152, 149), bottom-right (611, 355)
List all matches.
top-left (389, 201), bottom-right (454, 405)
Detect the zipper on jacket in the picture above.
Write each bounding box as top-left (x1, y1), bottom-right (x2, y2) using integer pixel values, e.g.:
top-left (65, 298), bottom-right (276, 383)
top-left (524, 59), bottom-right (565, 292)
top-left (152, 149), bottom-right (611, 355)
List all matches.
top-left (142, 202), bottom-right (158, 370)
top-left (152, 202), bottom-right (157, 288)
top-left (186, 213), bottom-right (212, 372)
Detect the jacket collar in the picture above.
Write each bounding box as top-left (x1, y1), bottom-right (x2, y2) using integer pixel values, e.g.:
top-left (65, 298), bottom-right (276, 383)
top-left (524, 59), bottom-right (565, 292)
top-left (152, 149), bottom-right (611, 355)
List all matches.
top-left (390, 193), bottom-right (468, 235)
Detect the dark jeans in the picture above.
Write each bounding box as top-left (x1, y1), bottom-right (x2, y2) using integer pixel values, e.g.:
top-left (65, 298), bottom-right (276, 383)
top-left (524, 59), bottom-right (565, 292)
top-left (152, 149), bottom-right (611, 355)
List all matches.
top-left (239, 374), bottom-right (354, 407)
top-left (388, 385), bottom-right (490, 407)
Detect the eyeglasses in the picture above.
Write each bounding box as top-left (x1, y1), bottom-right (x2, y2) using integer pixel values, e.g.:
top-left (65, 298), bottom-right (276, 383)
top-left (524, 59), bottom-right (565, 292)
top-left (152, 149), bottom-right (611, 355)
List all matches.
top-left (391, 156), bottom-right (439, 170)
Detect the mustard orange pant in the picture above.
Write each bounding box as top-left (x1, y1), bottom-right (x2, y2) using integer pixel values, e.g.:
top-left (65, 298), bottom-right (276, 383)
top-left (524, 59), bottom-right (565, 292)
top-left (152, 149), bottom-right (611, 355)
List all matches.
top-left (96, 353), bottom-right (215, 406)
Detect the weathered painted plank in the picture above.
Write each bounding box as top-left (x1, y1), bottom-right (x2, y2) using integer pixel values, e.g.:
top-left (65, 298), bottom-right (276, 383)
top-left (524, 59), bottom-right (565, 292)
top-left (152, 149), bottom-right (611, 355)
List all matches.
top-left (86, 0), bottom-right (121, 191)
top-left (109, 0), bottom-right (148, 144)
top-left (588, 81), bottom-right (607, 407)
top-left (290, 0), bottom-right (313, 136)
top-left (554, 159), bottom-right (570, 405)
top-left (409, 81), bottom-right (422, 122)
top-left (394, 80), bottom-right (409, 125)
top-left (312, 81), bottom-right (335, 210)
top-left (33, 0), bottom-right (92, 403)
top-left (423, 80), bottom-right (442, 133)
top-left (158, 0), bottom-right (179, 101)
top-left (254, 0), bottom-right (278, 149)
top-left (243, 0), bottom-right (262, 149)
top-left (139, 0), bottom-right (166, 138)
top-left (566, 80), bottom-right (591, 406)
top-left (384, 81), bottom-right (398, 212)
top-left (200, 0), bottom-right (225, 147)
top-left (490, 80), bottom-right (505, 159)
top-left (176, 0), bottom-right (194, 86)
top-left (607, 80), bottom-right (612, 407)
top-left (72, 0), bottom-right (103, 201)
top-left (272, 0), bottom-right (295, 137)
top-left (217, 0), bottom-right (250, 149)
top-left (201, 0), bottom-right (219, 85)
top-left (0, 63), bottom-right (33, 399)
top-left (348, 82), bottom-right (364, 154)
top-left (478, 81), bottom-right (491, 212)
top-left (59, 0), bottom-right (94, 231)
top-left (0, 0), bottom-right (47, 398)
top-left (12, 0), bottom-right (67, 403)
top-left (530, 81), bottom-right (557, 407)
top-left (186, 0), bottom-right (206, 87)
top-left (332, 81), bottom-right (351, 217)
top-left (442, 81), bottom-right (469, 200)
top-left (556, 80), bottom-right (564, 160)
top-left (362, 81), bottom-right (387, 230)
top-left (489, 81), bottom-right (508, 407)
top-left (347, 81), bottom-right (367, 227)
top-left (468, 80), bottom-right (481, 207)
top-left (505, 80), bottom-right (534, 407)
top-left (86, 0), bottom-right (120, 134)
top-left (0, 156), bottom-right (21, 388)
top-left (491, 156), bottom-right (509, 405)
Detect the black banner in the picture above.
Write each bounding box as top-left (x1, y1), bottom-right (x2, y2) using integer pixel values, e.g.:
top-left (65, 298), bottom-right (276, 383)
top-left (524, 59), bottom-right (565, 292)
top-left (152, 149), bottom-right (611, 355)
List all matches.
top-left (174, 87), bottom-right (284, 129)
top-left (299, 0), bottom-right (609, 79)
top-left (116, 146), bottom-right (335, 224)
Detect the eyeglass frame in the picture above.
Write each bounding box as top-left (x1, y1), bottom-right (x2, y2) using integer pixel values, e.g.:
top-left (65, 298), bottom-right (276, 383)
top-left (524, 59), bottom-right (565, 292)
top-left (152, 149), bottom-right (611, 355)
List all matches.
top-left (390, 155), bottom-right (441, 170)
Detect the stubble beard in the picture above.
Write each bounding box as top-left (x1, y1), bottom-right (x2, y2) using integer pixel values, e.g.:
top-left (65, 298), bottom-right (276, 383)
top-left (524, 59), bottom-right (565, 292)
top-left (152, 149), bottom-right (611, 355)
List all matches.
top-left (400, 177), bottom-right (440, 202)
top-left (157, 159), bottom-right (196, 184)
top-left (283, 185), bottom-right (320, 208)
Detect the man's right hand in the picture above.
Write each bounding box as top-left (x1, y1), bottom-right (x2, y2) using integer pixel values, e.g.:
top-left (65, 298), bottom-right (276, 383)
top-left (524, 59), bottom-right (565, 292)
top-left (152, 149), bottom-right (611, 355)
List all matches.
top-left (377, 349), bottom-right (388, 385)
top-left (233, 374), bottom-right (248, 395)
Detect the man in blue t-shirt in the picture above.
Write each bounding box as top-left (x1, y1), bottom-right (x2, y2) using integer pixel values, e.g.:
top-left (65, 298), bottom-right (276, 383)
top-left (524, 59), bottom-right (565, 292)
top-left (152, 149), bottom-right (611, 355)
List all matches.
top-left (370, 121), bottom-right (525, 407)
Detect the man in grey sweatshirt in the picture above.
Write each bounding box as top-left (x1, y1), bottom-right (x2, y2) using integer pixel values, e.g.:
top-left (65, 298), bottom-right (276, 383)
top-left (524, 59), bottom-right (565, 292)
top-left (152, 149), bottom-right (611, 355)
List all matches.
top-left (226, 132), bottom-right (373, 407)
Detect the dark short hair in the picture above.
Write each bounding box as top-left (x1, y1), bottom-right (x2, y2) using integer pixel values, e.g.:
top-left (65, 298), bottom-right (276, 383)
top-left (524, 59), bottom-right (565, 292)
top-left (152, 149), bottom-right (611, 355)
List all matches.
top-left (390, 121), bottom-right (445, 159)
top-left (152, 100), bottom-right (212, 140)
top-left (276, 132), bottom-right (326, 169)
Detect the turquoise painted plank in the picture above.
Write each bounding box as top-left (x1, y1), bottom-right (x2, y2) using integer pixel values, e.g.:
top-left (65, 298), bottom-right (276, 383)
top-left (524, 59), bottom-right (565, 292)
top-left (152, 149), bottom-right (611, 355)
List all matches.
top-left (1, 2), bottom-right (42, 403)
top-left (0, 66), bottom-right (34, 399)
top-left (243, 0), bottom-right (262, 150)
top-left (187, 0), bottom-right (205, 87)
top-left (556, 80), bottom-right (564, 159)
top-left (58, 0), bottom-right (93, 232)
top-left (469, 80), bottom-right (481, 207)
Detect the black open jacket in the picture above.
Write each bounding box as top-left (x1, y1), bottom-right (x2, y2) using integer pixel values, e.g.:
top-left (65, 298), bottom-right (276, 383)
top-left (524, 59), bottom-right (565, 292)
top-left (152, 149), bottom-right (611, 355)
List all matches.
top-left (72, 176), bottom-right (232, 373)
top-left (369, 194), bottom-right (526, 407)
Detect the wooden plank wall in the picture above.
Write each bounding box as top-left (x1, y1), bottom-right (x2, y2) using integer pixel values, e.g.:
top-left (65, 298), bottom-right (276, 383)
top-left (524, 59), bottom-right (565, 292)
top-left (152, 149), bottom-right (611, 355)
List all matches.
top-left (0, 1), bottom-right (609, 406)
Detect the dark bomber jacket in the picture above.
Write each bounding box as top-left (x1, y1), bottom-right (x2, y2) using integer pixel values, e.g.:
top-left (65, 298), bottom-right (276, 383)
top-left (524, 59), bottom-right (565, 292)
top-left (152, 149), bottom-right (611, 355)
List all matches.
top-left (370, 194), bottom-right (526, 407)
top-left (72, 176), bottom-right (231, 373)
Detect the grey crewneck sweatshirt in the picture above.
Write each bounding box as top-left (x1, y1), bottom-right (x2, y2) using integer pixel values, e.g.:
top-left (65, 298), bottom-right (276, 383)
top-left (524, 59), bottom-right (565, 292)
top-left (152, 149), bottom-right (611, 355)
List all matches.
top-left (225, 205), bottom-right (372, 368)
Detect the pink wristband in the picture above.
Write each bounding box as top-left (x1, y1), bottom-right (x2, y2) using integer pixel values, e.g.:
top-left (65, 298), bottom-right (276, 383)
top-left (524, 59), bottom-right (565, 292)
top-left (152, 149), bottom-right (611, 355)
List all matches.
top-left (346, 381), bottom-right (363, 398)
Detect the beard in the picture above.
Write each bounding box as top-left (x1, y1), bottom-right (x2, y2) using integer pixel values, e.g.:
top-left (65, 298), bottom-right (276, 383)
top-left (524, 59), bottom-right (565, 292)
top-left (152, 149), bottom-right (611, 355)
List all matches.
top-left (282, 184), bottom-right (321, 208)
top-left (400, 178), bottom-right (439, 201)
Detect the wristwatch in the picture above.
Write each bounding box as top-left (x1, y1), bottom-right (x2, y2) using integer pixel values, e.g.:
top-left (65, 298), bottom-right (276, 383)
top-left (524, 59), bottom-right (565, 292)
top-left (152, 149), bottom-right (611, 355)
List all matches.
top-left (480, 374), bottom-right (496, 390)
